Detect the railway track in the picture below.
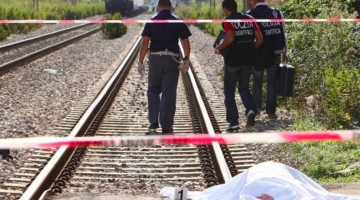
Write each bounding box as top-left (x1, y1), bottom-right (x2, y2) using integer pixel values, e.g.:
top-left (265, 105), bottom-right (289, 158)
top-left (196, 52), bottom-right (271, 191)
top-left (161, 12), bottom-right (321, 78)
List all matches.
top-left (0, 23), bottom-right (100, 75)
top-left (0, 34), bottom-right (255, 200)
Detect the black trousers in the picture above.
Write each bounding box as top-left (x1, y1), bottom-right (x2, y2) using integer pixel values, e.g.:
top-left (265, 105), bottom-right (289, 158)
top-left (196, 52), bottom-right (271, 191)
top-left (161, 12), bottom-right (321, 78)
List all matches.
top-left (0, 149), bottom-right (10, 158)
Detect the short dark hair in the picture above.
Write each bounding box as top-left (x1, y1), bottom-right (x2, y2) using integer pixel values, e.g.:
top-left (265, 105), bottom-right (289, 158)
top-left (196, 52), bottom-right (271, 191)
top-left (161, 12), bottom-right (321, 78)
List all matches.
top-left (222, 0), bottom-right (237, 12)
top-left (158, 0), bottom-right (172, 7)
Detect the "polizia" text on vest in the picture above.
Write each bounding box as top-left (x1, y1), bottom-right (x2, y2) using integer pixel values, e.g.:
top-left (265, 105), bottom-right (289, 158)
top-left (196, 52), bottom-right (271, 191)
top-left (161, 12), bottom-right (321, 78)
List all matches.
top-left (248, 5), bottom-right (286, 53)
top-left (222, 12), bottom-right (256, 67)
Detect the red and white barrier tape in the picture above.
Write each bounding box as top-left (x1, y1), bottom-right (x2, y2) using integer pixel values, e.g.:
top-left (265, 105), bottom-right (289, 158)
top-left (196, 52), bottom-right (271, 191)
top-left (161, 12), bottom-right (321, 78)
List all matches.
top-left (0, 130), bottom-right (359, 149)
top-left (0, 19), bottom-right (360, 24)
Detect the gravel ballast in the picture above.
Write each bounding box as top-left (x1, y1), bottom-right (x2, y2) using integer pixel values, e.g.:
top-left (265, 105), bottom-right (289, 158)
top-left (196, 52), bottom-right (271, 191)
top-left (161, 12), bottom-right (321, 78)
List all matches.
top-left (187, 25), bottom-right (295, 166)
top-left (0, 14), bottom-right (359, 199)
top-left (0, 24), bottom-right (100, 65)
top-left (0, 22), bottom-right (143, 185)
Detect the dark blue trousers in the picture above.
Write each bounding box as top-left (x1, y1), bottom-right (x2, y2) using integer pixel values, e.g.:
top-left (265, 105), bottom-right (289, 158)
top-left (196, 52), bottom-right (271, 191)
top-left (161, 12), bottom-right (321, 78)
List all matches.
top-left (147, 55), bottom-right (180, 131)
top-left (252, 55), bottom-right (281, 114)
top-left (0, 149), bottom-right (10, 159)
top-left (224, 65), bottom-right (257, 126)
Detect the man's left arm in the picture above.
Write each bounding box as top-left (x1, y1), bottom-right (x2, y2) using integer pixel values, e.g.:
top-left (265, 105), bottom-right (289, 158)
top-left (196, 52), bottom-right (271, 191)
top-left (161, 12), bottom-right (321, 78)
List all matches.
top-left (181, 38), bottom-right (191, 59)
top-left (179, 24), bottom-right (192, 73)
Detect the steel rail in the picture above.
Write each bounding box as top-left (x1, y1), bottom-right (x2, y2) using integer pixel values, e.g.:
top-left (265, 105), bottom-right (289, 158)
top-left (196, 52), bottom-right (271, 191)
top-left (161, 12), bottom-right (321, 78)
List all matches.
top-left (0, 27), bottom-right (100, 74)
top-left (0, 23), bottom-right (93, 53)
top-left (19, 35), bottom-right (233, 199)
top-left (19, 36), bottom-right (142, 200)
top-left (178, 41), bottom-right (233, 183)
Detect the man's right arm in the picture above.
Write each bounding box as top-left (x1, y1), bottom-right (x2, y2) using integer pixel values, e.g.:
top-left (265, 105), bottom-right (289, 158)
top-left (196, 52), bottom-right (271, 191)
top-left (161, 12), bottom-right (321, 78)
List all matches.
top-left (139, 24), bottom-right (151, 63)
top-left (139, 36), bottom-right (150, 63)
top-left (181, 37), bottom-right (190, 59)
top-left (254, 30), bottom-right (263, 48)
top-left (253, 22), bottom-right (263, 48)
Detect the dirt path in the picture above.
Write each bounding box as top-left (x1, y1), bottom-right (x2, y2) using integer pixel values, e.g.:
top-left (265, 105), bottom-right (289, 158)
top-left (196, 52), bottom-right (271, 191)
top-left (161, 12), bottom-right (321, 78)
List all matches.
top-left (321, 182), bottom-right (360, 196)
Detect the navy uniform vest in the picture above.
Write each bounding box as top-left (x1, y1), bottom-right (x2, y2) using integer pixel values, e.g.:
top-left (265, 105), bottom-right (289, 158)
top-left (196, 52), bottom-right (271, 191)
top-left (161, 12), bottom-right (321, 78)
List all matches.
top-left (222, 12), bottom-right (256, 67)
top-left (145, 10), bottom-right (189, 53)
top-left (248, 5), bottom-right (286, 53)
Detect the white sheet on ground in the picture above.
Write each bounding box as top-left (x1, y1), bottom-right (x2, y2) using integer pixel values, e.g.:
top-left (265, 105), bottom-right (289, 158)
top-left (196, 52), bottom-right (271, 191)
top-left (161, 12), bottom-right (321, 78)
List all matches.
top-left (160, 161), bottom-right (360, 200)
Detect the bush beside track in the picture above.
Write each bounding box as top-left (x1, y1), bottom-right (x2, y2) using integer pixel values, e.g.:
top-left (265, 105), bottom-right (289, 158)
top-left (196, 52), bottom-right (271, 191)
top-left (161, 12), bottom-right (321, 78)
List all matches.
top-left (101, 13), bottom-right (127, 39)
top-left (276, 0), bottom-right (360, 183)
top-left (0, 0), bottom-right (106, 40)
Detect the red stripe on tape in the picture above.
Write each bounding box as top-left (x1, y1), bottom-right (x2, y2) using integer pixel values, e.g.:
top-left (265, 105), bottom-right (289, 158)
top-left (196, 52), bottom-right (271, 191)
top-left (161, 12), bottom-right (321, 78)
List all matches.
top-left (0, 130), bottom-right (358, 149)
top-left (159, 135), bottom-right (227, 145)
top-left (327, 18), bottom-right (342, 22)
top-left (90, 20), bottom-right (107, 24)
top-left (123, 19), bottom-right (140, 24)
top-left (281, 132), bottom-right (343, 142)
top-left (0, 20), bottom-right (10, 24)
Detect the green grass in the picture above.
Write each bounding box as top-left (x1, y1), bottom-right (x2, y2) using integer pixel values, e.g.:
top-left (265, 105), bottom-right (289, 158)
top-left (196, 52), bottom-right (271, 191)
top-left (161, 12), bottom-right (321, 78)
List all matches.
top-left (291, 110), bottom-right (326, 131)
top-left (275, 2), bottom-right (360, 182)
top-left (0, 0), bottom-right (106, 40)
top-left (276, 110), bottom-right (360, 182)
top-left (268, 0), bottom-right (283, 6)
top-left (174, 2), bottom-right (241, 36)
top-left (279, 140), bottom-right (360, 183)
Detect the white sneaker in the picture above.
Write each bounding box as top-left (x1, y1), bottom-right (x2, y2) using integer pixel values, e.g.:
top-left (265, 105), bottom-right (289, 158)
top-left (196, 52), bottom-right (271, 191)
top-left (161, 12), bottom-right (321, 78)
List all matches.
top-left (226, 125), bottom-right (240, 132)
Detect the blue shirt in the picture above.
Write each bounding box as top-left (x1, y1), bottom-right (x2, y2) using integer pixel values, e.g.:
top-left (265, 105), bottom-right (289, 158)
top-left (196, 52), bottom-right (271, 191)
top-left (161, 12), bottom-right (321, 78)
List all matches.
top-left (141, 10), bottom-right (192, 53)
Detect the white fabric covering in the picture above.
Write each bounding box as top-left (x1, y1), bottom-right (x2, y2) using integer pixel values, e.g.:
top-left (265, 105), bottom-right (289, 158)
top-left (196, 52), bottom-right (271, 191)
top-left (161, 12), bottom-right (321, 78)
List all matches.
top-left (160, 161), bottom-right (360, 200)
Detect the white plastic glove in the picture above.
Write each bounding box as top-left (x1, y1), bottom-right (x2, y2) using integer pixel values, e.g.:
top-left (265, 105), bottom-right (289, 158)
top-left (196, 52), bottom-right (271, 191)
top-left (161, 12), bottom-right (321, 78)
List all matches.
top-left (178, 62), bottom-right (184, 70)
top-left (178, 59), bottom-right (190, 73)
top-left (182, 60), bottom-right (190, 73)
top-left (138, 62), bottom-right (145, 78)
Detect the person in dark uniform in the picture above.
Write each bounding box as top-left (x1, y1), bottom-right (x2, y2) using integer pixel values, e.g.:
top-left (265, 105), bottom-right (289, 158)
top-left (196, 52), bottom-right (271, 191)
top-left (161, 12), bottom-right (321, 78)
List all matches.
top-left (247, 0), bottom-right (289, 120)
top-left (215, 0), bottom-right (263, 131)
top-left (138, 0), bottom-right (191, 135)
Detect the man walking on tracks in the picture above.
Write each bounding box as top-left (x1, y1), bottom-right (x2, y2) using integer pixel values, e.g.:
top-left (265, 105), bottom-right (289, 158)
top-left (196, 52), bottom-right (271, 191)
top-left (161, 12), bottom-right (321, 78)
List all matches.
top-left (214, 0), bottom-right (263, 131)
top-left (138, 0), bottom-right (191, 135)
top-left (247, 0), bottom-right (289, 120)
